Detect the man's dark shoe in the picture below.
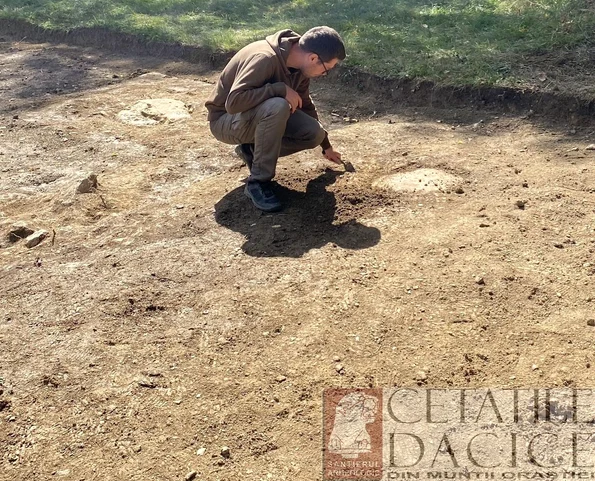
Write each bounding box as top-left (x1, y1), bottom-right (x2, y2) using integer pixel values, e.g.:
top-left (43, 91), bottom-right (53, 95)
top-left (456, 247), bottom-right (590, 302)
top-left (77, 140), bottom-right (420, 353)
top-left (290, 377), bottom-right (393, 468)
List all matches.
top-left (235, 144), bottom-right (254, 170)
top-left (244, 181), bottom-right (282, 212)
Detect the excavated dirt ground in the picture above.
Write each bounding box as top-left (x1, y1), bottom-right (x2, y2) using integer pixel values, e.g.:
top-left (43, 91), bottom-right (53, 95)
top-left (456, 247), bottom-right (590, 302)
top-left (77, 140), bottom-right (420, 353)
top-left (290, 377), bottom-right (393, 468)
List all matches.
top-left (1, 31), bottom-right (595, 481)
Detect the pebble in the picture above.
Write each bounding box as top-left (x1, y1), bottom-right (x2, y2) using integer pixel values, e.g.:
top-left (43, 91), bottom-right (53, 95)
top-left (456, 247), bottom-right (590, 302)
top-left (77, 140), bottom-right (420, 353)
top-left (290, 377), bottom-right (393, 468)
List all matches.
top-left (587, 319), bottom-right (595, 327)
top-left (185, 471), bottom-right (197, 481)
top-left (76, 173), bottom-right (98, 194)
top-left (25, 230), bottom-right (49, 248)
top-left (454, 187), bottom-right (465, 194)
top-left (275, 375), bottom-right (287, 383)
top-left (335, 364), bottom-right (344, 373)
top-left (416, 371), bottom-right (428, 381)
top-left (475, 276), bottom-right (485, 285)
top-left (196, 447), bottom-right (206, 456)
top-left (532, 364), bottom-right (539, 370)
top-left (586, 144), bottom-right (595, 151)
top-left (515, 200), bottom-right (526, 209)
top-left (333, 355), bottom-right (341, 362)
top-left (138, 378), bottom-right (156, 388)
top-left (220, 446), bottom-right (231, 458)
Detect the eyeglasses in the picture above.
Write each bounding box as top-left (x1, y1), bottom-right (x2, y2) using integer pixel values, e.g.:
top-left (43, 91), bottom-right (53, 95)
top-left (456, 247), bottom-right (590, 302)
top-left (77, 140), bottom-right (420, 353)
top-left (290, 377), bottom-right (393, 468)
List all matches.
top-left (313, 53), bottom-right (330, 77)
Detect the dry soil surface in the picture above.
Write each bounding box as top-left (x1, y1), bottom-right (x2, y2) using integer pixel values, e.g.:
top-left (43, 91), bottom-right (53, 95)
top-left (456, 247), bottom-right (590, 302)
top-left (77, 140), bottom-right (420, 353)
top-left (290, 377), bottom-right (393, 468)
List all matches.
top-left (1, 33), bottom-right (595, 481)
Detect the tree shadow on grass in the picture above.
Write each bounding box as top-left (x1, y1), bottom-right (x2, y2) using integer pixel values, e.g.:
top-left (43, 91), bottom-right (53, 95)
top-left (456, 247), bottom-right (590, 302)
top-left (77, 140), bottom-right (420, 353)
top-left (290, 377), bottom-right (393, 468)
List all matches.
top-left (214, 169), bottom-right (381, 258)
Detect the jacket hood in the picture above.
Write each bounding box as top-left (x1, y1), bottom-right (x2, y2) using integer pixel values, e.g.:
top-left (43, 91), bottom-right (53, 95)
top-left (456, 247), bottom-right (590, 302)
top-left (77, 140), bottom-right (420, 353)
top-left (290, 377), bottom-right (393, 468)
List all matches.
top-left (266, 29), bottom-right (301, 74)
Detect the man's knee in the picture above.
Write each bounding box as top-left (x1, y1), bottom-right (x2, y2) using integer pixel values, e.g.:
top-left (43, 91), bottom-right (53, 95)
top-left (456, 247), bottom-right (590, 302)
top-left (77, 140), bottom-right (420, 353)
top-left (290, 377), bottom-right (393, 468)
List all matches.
top-left (261, 97), bottom-right (291, 118)
top-left (312, 125), bottom-right (326, 147)
top-left (301, 123), bottom-right (325, 150)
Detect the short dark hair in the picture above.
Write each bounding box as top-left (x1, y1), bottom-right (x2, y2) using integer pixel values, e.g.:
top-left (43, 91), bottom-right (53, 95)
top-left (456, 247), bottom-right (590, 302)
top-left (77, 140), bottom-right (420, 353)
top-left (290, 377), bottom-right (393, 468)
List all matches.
top-left (299, 26), bottom-right (346, 63)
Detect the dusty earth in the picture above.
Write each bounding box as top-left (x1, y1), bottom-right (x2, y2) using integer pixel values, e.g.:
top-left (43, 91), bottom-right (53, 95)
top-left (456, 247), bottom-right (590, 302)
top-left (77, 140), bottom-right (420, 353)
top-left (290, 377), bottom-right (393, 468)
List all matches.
top-left (1, 29), bottom-right (595, 481)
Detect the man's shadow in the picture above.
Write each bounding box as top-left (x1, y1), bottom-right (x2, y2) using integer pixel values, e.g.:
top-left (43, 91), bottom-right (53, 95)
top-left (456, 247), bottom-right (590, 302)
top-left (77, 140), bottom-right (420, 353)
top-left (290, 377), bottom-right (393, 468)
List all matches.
top-left (214, 169), bottom-right (381, 257)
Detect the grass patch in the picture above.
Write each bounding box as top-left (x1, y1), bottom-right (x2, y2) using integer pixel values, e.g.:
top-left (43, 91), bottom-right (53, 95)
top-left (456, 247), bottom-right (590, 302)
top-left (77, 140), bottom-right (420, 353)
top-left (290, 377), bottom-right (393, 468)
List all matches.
top-left (2, 0), bottom-right (594, 87)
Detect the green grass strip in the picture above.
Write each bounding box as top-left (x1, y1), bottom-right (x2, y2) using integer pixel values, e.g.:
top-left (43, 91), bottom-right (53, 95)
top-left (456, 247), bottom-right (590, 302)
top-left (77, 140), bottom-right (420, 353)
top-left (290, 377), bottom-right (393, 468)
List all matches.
top-left (2, 0), bottom-right (594, 87)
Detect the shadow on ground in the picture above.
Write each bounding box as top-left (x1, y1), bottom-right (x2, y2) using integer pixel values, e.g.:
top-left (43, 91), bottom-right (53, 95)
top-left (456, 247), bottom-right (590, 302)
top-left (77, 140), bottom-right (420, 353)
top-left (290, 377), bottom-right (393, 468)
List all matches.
top-left (214, 170), bottom-right (381, 257)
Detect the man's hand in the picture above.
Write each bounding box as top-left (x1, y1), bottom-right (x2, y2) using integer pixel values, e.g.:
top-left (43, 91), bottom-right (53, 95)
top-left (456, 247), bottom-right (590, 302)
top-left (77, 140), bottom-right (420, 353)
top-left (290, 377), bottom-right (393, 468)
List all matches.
top-left (323, 147), bottom-right (342, 164)
top-left (285, 87), bottom-right (302, 114)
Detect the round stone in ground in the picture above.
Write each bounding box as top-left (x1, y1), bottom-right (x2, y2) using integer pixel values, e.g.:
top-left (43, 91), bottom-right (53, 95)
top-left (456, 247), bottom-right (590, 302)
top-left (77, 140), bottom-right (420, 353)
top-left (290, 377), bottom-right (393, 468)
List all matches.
top-left (372, 168), bottom-right (462, 193)
top-left (117, 99), bottom-right (192, 126)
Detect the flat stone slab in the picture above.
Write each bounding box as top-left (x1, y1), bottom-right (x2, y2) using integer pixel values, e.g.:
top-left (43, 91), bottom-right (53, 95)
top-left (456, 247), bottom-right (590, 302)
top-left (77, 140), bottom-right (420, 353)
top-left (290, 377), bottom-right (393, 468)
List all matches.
top-left (117, 99), bottom-right (192, 126)
top-left (372, 168), bottom-right (462, 193)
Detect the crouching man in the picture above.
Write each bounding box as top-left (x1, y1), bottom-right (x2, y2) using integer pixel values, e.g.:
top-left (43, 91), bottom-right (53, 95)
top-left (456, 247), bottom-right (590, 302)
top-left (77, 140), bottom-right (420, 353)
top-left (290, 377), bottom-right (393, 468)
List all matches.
top-left (205, 26), bottom-right (346, 212)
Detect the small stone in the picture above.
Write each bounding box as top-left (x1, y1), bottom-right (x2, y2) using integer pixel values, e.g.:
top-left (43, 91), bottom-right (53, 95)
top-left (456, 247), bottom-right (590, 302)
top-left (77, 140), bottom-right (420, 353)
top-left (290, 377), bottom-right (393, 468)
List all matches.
top-left (24, 230), bottom-right (49, 248)
top-left (416, 371), bottom-right (428, 381)
top-left (9, 221), bottom-right (34, 242)
top-left (196, 447), bottom-right (206, 456)
top-left (133, 445), bottom-right (142, 453)
top-left (515, 200), bottom-right (526, 209)
top-left (475, 276), bottom-right (485, 285)
top-left (220, 446), bottom-right (231, 458)
top-left (587, 319), bottom-right (595, 327)
top-left (532, 364), bottom-right (539, 370)
top-left (568, 147), bottom-right (579, 152)
top-left (138, 378), bottom-right (156, 388)
top-left (175, 204), bottom-right (185, 209)
top-left (585, 144), bottom-right (595, 151)
top-left (76, 173), bottom-right (98, 194)
top-left (333, 355), bottom-right (341, 362)
top-left (275, 375), bottom-right (287, 383)
top-left (454, 187), bottom-right (465, 194)
top-left (335, 364), bottom-right (344, 373)
top-left (554, 243), bottom-right (564, 249)
top-left (185, 471), bottom-right (197, 481)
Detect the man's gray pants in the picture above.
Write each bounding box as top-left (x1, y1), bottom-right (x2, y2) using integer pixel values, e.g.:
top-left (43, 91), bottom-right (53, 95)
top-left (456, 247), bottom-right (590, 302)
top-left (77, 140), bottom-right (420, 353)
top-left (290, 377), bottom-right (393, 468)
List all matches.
top-left (209, 97), bottom-right (326, 182)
